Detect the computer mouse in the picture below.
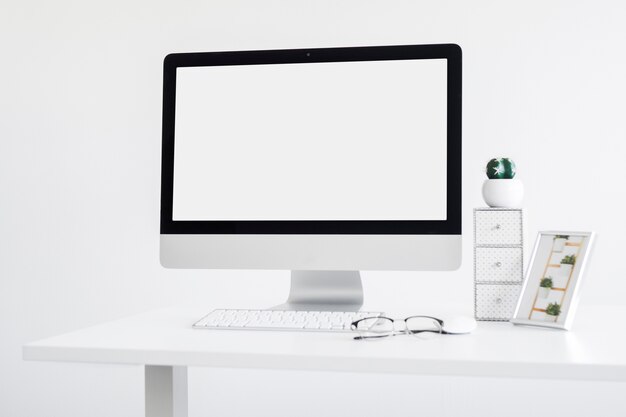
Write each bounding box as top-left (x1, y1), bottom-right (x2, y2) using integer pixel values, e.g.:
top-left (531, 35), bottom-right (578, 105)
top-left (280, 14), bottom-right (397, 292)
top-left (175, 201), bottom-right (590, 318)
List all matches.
top-left (441, 316), bottom-right (477, 334)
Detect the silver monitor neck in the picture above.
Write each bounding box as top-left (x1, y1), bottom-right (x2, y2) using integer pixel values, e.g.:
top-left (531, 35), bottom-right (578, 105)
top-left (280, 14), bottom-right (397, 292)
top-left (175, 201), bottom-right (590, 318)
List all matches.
top-left (273, 270), bottom-right (363, 312)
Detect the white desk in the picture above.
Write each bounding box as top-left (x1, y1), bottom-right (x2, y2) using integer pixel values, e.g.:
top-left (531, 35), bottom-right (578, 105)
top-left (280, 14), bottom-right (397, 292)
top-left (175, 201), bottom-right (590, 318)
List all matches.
top-left (23, 306), bottom-right (626, 417)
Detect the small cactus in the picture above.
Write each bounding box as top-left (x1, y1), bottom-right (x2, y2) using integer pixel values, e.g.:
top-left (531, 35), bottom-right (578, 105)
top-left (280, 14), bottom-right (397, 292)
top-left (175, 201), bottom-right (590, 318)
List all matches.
top-left (486, 158), bottom-right (516, 179)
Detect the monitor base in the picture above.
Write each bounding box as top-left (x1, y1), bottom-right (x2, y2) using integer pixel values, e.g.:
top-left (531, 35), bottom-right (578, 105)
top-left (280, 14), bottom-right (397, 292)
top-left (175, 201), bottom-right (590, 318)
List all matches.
top-left (272, 270), bottom-right (364, 312)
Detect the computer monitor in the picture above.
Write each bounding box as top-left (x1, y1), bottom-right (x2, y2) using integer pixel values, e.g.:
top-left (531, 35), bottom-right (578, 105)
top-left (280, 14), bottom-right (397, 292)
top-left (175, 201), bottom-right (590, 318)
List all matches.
top-left (160, 44), bottom-right (462, 311)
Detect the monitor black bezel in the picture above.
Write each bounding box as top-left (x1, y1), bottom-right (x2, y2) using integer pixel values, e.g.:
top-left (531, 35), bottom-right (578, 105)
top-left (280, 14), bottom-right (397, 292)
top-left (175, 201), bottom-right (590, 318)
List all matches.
top-left (161, 44), bottom-right (461, 235)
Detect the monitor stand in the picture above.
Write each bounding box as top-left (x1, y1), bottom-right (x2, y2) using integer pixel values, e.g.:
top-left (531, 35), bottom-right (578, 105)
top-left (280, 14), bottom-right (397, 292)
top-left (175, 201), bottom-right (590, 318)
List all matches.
top-left (273, 270), bottom-right (363, 312)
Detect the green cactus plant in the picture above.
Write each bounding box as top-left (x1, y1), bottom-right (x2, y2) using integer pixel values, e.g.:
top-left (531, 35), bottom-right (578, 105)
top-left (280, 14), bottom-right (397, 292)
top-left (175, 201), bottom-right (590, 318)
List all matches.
top-left (485, 158), bottom-right (516, 179)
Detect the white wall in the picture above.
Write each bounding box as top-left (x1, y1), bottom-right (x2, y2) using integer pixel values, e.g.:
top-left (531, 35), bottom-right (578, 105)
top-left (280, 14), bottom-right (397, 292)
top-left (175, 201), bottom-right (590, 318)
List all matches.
top-left (2, 1), bottom-right (626, 416)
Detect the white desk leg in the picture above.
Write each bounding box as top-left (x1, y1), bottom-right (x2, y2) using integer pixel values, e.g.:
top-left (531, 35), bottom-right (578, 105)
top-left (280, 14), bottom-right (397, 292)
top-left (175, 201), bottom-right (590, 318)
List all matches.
top-left (145, 365), bottom-right (188, 417)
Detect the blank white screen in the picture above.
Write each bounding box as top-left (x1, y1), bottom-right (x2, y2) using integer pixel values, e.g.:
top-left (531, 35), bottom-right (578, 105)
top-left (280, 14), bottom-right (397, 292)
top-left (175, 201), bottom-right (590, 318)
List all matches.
top-left (173, 59), bottom-right (447, 221)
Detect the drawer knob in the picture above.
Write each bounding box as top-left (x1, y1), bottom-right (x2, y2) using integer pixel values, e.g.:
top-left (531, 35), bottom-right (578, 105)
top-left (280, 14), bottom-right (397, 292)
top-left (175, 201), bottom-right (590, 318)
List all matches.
top-left (495, 262), bottom-right (502, 267)
top-left (495, 298), bottom-right (503, 304)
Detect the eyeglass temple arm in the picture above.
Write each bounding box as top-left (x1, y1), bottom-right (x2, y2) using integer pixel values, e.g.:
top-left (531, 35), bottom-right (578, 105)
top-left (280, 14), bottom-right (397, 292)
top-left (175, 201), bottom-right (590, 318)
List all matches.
top-left (354, 329), bottom-right (423, 340)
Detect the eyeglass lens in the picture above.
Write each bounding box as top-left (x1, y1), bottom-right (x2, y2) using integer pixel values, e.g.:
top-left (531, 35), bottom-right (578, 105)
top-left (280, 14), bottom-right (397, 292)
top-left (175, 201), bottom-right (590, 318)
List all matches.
top-left (353, 317), bottom-right (394, 339)
top-left (405, 316), bottom-right (442, 339)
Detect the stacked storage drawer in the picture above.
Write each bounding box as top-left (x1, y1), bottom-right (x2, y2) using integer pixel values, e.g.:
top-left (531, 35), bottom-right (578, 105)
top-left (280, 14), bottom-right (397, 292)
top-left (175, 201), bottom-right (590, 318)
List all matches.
top-left (474, 208), bottom-right (524, 321)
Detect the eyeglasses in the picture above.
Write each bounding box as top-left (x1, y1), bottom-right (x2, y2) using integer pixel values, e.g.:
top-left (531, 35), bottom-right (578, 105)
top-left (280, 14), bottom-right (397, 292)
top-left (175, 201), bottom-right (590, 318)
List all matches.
top-left (350, 315), bottom-right (444, 340)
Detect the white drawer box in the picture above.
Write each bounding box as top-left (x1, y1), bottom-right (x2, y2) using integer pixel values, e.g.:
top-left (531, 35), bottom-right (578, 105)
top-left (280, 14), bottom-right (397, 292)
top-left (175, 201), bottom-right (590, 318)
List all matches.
top-left (475, 247), bottom-right (523, 283)
top-left (475, 210), bottom-right (522, 245)
top-left (475, 284), bottom-right (521, 321)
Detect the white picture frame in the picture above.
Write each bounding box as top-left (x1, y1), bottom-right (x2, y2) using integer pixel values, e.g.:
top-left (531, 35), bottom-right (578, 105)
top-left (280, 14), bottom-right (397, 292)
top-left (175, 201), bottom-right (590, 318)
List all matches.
top-left (511, 231), bottom-right (595, 330)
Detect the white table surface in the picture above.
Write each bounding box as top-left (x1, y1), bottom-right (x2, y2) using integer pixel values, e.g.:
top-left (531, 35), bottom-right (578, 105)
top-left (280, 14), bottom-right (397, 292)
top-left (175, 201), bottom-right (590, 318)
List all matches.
top-left (23, 305), bottom-right (626, 381)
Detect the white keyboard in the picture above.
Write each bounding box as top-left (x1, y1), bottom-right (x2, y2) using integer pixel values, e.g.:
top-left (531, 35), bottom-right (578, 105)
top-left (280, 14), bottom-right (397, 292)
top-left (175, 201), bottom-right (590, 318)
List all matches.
top-left (193, 309), bottom-right (384, 332)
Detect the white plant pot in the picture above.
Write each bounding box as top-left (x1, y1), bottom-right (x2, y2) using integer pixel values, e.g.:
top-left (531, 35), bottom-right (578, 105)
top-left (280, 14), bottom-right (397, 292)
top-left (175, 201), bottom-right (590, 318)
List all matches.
top-left (560, 263), bottom-right (573, 277)
top-left (482, 179), bottom-right (524, 208)
top-left (553, 238), bottom-right (567, 252)
top-left (538, 287), bottom-right (550, 299)
top-left (545, 314), bottom-right (558, 322)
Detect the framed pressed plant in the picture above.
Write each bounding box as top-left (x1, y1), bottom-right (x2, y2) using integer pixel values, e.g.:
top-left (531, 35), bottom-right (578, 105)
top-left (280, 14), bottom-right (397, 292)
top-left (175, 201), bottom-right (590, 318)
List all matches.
top-left (511, 231), bottom-right (595, 330)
